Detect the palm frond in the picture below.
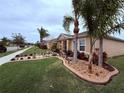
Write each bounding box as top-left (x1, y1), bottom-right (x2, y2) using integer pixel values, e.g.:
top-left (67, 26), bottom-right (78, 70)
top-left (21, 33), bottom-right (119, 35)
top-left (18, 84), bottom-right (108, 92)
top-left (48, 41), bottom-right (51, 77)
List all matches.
top-left (72, 0), bottom-right (82, 17)
top-left (63, 16), bottom-right (74, 32)
top-left (37, 27), bottom-right (49, 41)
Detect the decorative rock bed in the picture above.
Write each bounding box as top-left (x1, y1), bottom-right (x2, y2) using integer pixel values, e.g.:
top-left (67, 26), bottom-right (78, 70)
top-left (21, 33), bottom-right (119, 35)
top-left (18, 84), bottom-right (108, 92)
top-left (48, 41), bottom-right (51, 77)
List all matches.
top-left (10, 52), bottom-right (59, 62)
top-left (58, 56), bottom-right (119, 85)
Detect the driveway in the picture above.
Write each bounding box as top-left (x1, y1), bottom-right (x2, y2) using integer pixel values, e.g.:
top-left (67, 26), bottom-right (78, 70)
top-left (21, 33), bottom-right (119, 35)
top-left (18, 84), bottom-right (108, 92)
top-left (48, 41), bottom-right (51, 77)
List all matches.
top-left (0, 46), bottom-right (32, 65)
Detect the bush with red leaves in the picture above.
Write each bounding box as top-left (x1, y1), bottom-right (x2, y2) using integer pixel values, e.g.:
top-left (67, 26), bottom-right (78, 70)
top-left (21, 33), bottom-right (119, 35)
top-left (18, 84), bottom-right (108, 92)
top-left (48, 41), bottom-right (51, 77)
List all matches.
top-left (40, 45), bottom-right (47, 49)
top-left (77, 52), bottom-right (89, 61)
top-left (92, 50), bottom-right (108, 65)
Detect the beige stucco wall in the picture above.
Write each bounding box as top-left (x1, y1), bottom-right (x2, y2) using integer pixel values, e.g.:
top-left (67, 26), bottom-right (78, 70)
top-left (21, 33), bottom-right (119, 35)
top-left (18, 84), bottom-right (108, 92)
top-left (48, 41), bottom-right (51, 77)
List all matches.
top-left (47, 43), bottom-right (51, 49)
top-left (85, 37), bottom-right (91, 53)
top-left (47, 42), bottom-right (54, 50)
top-left (57, 41), bottom-right (61, 49)
top-left (85, 37), bottom-right (124, 57)
top-left (95, 39), bottom-right (124, 57)
top-left (56, 34), bottom-right (124, 57)
top-left (67, 39), bottom-right (73, 51)
top-left (58, 41), bottom-right (63, 50)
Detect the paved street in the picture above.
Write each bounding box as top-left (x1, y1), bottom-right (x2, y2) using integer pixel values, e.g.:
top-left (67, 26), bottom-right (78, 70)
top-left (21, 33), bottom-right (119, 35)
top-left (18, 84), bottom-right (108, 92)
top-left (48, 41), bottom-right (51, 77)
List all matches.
top-left (0, 46), bottom-right (32, 65)
top-left (7, 46), bottom-right (20, 52)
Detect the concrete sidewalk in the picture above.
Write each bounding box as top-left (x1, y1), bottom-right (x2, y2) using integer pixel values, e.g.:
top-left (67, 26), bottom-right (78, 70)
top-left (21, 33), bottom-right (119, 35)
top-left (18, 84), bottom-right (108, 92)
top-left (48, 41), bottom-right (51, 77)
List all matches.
top-left (0, 46), bottom-right (32, 65)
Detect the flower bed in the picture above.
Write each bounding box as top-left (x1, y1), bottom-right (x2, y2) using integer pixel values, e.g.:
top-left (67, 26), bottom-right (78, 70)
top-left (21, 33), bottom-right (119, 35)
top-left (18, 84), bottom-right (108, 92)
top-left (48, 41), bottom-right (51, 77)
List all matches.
top-left (58, 57), bottom-right (119, 85)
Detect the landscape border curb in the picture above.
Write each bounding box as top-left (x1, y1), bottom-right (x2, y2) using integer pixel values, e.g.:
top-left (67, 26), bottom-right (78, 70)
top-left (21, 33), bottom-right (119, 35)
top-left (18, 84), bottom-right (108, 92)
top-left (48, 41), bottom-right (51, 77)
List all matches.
top-left (57, 56), bottom-right (119, 85)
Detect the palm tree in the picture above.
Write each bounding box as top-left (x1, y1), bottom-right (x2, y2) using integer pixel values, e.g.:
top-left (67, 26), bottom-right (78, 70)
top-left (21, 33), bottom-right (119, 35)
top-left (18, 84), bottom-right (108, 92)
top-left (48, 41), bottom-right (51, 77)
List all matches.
top-left (37, 27), bottom-right (49, 45)
top-left (63, 15), bottom-right (79, 62)
top-left (63, 0), bottom-right (96, 65)
top-left (63, 0), bottom-right (82, 62)
top-left (83, 0), bottom-right (124, 67)
top-left (72, 0), bottom-right (98, 72)
top-left (96, 0), bottom-right (124, 67)
top-left (72, 0), bottom-right (124, 67)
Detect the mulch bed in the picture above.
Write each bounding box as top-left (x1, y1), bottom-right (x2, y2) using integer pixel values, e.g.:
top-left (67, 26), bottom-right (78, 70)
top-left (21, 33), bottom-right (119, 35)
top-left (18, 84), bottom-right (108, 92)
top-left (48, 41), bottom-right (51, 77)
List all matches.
top-left (67, 60), bottom-right (110, 80)
top-left (58, 57), bottom-right (119, 85)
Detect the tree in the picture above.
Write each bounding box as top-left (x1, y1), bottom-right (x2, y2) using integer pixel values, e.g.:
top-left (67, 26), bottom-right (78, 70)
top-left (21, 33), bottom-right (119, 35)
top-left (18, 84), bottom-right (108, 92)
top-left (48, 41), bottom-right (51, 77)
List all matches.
top-left (1, 37), bottom-right (10, 46)
top-left (94, 0), bottom-right (124, 67)
top-left (63, 0), bottom-right (81, 62)
top-left (72, 0), bottom-right (98, 71)
top-left (63, 16), bottom-right (79, 62)
top-left (72, 0), bottom-right (124, 67)
top-left (63, 15), bottom-right (80, 62)
top-left (12, 33), bottom-right (25, 48)
top-left (37, 27), bottom-right (49, 45)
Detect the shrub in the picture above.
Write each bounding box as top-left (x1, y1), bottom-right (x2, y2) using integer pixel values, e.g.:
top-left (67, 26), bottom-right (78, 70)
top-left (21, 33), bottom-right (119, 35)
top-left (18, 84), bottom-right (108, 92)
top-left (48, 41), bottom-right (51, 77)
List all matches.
top-left (35, 42), bottom-right (40, 47)
top-left (51, 43), bottom-right (60, 53)
top-left (20, 58), bottom-right (23, 60)
top-left (0, 45), bottom-right (7, 53)
top-left (77, 52), bottom-right (89, 61)
top-left (77, 52), bottom-right (85, 59)
top-left (11, 58), bottom-right (15, 61)
top-left (27, 57), bottom-right (31, 59)
top-left (29, 54), bottom-right (33, 56)
top-left (65, 50), bottom-right (73, 57)
top-left (53, 48), bottom-right (60, 53)
top-left (24, 55), bottom-right (27, 57)
top-left (103, 52), bottom-right (108, 63)
top-left (40, 45), bottom-right (47, 49)
top-left (92, 52), bottom-right (99, 65)
top-left (15, 55), bottom-right (20, 57)
top-left (92, 50), bottom-right (108, 65)
top-left (35, 42), bottom-right (47, 49)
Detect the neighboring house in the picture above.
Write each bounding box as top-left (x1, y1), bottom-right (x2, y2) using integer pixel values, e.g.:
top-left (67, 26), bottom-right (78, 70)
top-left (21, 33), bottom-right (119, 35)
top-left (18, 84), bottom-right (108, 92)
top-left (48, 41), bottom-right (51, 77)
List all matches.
top-left (48, 32), bottom-right (124, 57)
top-left (47, 38), bottom-right (57, 49)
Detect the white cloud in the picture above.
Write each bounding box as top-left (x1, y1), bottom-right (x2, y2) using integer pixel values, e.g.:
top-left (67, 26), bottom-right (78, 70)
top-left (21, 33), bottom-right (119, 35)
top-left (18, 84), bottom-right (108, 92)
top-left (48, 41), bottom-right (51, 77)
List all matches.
top-left (0, 0), bottom-right (124, 43)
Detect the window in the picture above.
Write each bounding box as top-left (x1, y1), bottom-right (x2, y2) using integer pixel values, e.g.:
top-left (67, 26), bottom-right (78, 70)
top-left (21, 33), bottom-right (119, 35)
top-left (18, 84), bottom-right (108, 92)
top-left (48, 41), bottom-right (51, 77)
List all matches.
top-left (79, 39), bottom-right (85, 51)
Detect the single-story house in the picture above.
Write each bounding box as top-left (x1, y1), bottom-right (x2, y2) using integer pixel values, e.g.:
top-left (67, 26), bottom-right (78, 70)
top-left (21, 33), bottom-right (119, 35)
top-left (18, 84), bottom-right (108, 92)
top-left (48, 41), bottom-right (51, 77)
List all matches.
top-left (48, 32), bottom-right (124, 57)
top-left (47, 38), bottom-right (57, 49)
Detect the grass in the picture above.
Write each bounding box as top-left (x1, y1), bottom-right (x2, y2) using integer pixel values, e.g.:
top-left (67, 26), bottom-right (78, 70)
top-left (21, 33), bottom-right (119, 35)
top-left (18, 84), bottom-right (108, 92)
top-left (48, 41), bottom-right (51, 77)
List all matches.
top-left (21, 46), bottom-right (48, 55)
top-left (0, 56), bottom-right (124, 93)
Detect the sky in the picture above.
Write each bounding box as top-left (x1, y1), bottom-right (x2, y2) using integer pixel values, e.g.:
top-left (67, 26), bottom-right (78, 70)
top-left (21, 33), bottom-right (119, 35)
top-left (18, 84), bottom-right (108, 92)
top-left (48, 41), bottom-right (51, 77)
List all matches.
top-left (0, 0), bottom-right (124, 43)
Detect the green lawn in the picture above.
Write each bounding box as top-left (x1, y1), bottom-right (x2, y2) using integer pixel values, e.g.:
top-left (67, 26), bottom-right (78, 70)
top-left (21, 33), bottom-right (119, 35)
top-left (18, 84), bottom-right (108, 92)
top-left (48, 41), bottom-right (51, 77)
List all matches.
top-left (0, 56), bottom-right (124, 93)
top-left (21, 46), bottom-right (48, 55)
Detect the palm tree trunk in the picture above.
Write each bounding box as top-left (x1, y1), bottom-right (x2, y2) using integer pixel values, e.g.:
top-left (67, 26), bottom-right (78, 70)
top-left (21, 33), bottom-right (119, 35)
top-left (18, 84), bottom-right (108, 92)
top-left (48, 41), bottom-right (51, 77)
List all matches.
top-left (73, 16), bottom-right (79, 63)
top-left (98, 37), bottom-right (103, 67)
top-left (88, 36), bottom-right (93, 73)
top-left (73, 33), bottom-right (78, 62)
top-left (40, 37), bottom-right (43, 45)
top-left (40, 37), bottom-right (43, 43)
